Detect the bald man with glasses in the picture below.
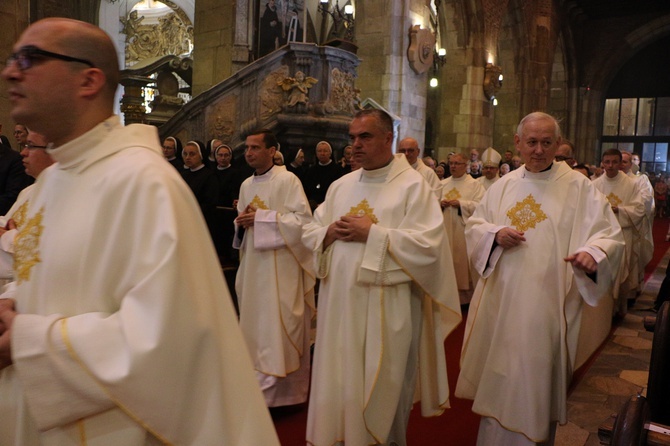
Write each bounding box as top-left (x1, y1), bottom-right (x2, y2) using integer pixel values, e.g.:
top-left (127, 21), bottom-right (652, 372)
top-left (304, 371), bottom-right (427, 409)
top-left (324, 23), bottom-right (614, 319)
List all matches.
top-left (0, 18), bottom-right (278, 445)
top-left (397, 137), bottom-right (442, 198)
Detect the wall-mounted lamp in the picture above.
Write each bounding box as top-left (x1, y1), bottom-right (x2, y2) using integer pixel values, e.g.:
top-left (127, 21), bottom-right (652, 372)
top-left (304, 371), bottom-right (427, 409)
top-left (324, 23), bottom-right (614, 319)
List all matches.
top-left (319, 0), bottom-right (355, 43)
top-left (483, 63), bottom-right (503, 101)
top-left (430, 77), bottom-right (439, 88)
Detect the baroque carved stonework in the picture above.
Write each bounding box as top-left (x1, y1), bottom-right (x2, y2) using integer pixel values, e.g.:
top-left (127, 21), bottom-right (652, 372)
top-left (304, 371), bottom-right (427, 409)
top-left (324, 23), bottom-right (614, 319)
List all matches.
top-left (207, 96), bottom-right (238, 143)
top-left (121, 8), bottom-right (193, 66)
top-left (329, 68), bottom-right (360, 115)
top-left (278, 71), bottom-right (318, 107)
top-left (408, 25), bottom-right (435, 75)
top-left (260, 65), bottom-right (290, 121)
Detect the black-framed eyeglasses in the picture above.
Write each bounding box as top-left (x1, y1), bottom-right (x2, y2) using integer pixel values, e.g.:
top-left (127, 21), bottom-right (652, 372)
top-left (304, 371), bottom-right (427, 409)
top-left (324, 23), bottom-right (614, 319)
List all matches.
top-left (7, 45), bottom-right (96, 71)
top-left (24, 142), bottom-right (49, 150)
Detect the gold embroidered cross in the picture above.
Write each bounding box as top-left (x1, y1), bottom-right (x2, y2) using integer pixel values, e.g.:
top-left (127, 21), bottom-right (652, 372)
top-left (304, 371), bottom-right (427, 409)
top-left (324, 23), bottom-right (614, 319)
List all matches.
top-left (506, 194), bottom-right (547, 232)
top-left (444, 188), bottom-right (461, 201)
top-left (347, 199), bottom-right (379, 224)
top-left (606, 193), bottom-right (622, 207)
top-left (14, 206), bottom-right (44, 284)
top-left (249, 195), bottom-right (269, 210)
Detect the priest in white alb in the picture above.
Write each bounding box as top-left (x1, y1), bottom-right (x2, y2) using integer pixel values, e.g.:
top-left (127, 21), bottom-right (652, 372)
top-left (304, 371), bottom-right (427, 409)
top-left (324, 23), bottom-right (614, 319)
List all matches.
top-left (235, 129), bottom-right (315, 407)
top-left (303, 109), bottom-right (461, 446)
top-left (621, 151), bottom-right (655, 292)
top-left (397, 136), bottom-right (442, 198)
top-left (0, 18), bottom-right (279, 445)
top-left (440, 152), bottom-right (485, 304)
top-left (593, 149), bottom-right (646, 313)
top-left (455, 112), bottom-right (624, 446)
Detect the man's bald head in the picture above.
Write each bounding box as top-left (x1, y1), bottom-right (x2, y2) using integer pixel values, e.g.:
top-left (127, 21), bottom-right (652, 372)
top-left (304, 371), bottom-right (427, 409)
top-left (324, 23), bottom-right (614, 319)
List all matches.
top-left (397, 137), bottom-right (420, 165)
top-left (37, 18), bottom-right (120, 100)
top-left (3, 18), bottom-right (121, 144)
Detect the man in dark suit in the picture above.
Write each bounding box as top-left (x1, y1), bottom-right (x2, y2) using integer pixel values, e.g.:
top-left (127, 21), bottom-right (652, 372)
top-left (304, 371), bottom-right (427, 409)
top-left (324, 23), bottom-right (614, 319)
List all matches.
top-left (0, 141), bottom-right (33, 215)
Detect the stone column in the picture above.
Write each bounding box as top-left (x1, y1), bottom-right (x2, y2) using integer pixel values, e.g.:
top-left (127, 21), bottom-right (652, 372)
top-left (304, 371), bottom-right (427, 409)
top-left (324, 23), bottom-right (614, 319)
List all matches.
top-left (0, 1), bottom-right (30, 131)
top-left (355, 0), bottom-right (431, 146)
top-left (192, 0), bottom-right (237, 96)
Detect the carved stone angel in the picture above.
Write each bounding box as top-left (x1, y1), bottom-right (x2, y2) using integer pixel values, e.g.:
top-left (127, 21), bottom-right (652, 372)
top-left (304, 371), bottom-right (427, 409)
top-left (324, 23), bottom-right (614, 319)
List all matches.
top-left (278, 71), bottom-right (318, 107)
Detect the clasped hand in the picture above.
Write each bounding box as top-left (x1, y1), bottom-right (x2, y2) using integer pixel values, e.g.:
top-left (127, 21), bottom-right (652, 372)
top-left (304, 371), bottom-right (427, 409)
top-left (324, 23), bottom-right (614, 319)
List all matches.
top-left (235, 204), bottom-right (257, 228)
top-left (324, 215), bottom-right (373, 248)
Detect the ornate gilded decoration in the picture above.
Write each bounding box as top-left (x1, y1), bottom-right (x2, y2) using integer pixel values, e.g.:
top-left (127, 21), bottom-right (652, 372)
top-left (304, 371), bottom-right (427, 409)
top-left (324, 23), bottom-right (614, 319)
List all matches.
top-left (407, 25), bottom-right (436, 75)
top-left (330, 68), bottom-right (360, 114)
top-left (14, 206), bottom-right (45, 284)
top-left (506, 194), bottom-right (547, 232)
top-left (260, 65), bottom-right (290, 121)
top-left (249, 195), bottom-right (269, 210)
top-left (347, 199), bottom-right (379, 224)
top-left (11, 200), bottom-right (28, 229)
top-left (121, 9), bottom-right (193, 66)
top-left (278, 71), bottom-right (318, 107)
top-left (606, 193), bottom-right (623, 207)
top-left (444, 188), bottom-right (462, 201)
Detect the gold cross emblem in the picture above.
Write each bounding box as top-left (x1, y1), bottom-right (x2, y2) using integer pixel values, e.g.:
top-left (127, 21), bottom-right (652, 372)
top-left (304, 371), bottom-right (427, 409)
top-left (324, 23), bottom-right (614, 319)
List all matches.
top-left (444, 188), bottom-right (461, 201)
top-left (249, 195), bottom-right (269, 210)
top-left (14, 206), bottom-right (45, 284)
top-left (506, 194), bottom-right (547, 232)
top-left (606, 193), bottom-right (622, 207)
top-left (347, 199), bottom-right (379, 224)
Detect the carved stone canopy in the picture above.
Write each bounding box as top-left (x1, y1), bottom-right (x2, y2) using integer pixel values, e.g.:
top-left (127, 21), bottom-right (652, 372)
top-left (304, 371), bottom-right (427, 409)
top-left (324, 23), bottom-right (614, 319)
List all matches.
top-left (408, 25), bottom-right (436, 75)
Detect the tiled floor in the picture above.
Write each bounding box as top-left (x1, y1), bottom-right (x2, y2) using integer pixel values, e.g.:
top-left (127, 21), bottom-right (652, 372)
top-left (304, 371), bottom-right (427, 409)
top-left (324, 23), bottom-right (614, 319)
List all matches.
top-left (555, 257), bottom-right (665, 445)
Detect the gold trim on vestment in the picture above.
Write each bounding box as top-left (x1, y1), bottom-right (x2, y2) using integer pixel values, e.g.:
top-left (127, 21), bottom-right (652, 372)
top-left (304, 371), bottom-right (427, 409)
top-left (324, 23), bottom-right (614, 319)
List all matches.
top-left (14, 206), bottom-right (44, 284)
top-left (77, 419), bottom-right (87, 445)
top-left (249, 194), bottom-right (269, 210)
top-left (443, 187), bottom-right (461, 201)
top-left (347, 199), bottom-right (379, 224)
top-left (606, 192), bottom-right (622, 207)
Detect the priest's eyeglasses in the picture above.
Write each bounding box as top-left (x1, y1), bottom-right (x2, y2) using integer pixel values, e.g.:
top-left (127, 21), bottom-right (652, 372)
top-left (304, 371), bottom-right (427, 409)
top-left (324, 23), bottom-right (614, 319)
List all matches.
top-left (24, 142), bottom-right (49, 150)
top-left (6, 45), bottom-right (96, 71)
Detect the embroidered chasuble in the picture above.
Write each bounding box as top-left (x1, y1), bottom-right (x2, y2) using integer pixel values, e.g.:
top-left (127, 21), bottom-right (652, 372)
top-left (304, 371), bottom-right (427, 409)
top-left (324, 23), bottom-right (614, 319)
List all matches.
top-left (440, 174), bottom-right (485, 301)
top-left (303, 154), bottom-right (461, 446)
top-left (0, 117), bottom-right (279, 445)
top-left (456, 162), bottom-right (624, 443)
top-left (0, 184), bottom-right (36, 279)
top-left (593, 171), bottom-right (646, 304)
top-left (235, 165), bottom-right (315, 407)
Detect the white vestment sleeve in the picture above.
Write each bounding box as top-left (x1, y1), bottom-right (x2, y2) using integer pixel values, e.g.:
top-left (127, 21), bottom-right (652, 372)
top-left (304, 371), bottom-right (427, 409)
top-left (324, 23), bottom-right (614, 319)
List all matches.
top-left (11, 314), bottom-right (115, 430)
top-left (253, 209), bottom-right (285, 250)
top-left (572, 246), bottom-right (612, 306)
top-left (358, 224), bottom-right (412, 285)
top-left (469, 224), bottom-right (507, 277)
